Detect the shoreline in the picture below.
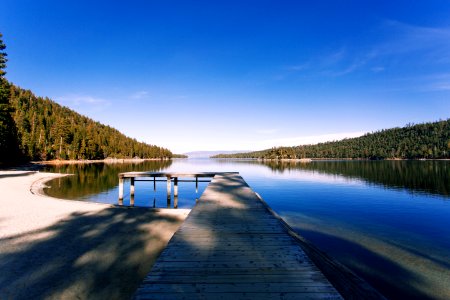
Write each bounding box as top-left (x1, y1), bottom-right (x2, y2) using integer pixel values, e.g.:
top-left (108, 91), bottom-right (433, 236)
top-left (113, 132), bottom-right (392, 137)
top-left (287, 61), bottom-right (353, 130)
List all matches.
top-left (33, 157), bottom-right (172, 166)
top-left (0, 170), bottom-right (189, 299)
top-left (212, 157), bottom-right (450, 161)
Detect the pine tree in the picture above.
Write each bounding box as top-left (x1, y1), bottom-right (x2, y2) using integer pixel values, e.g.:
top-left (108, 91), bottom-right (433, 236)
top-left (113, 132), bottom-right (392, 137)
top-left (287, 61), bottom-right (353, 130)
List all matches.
top-left (0, 33), bottom-right (21, 164)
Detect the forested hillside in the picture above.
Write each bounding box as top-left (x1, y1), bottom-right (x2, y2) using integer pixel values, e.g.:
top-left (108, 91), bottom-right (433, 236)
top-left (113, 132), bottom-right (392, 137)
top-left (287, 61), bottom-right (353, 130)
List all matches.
top-left (0, 33), bottom-right (173, 164)
top-left (9, 85), bottom-right (173, 161)
top-left (212, 120), bottom-right (450, 160)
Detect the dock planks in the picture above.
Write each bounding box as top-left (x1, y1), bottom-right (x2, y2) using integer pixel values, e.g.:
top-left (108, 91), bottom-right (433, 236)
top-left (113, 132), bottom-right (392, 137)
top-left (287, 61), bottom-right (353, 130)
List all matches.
top-left (134, 173), bottom-right (342, 299)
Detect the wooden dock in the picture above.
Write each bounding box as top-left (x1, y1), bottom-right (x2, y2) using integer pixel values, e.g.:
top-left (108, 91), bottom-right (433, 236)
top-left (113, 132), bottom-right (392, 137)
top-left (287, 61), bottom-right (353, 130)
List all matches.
top-left (132, 173), bottom-right (343, 299)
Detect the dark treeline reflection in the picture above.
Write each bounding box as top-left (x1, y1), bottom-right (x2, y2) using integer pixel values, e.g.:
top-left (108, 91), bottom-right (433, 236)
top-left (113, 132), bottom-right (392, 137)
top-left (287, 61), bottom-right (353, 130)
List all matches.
top-left (44, 160), bottom-right (172, 200)
top-left (234, 159), bottom-right (450, 197)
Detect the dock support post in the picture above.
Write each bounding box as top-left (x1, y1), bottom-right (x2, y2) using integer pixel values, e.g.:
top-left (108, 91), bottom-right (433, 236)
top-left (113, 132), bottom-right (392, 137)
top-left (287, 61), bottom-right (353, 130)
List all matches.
top-left (130, 177), bottom-right (135, 197)
top-left (118, 177), bottom-right (124, 205)
top-left (166, 176), bottom-right (171, 207)
top-left (130, 177), bottom-right (135, 206)
top-left (174, 177), bottom-right (178, 198)
top-left (153, 177), bottom-right (156, 191)
top-left (174, 177), bottom-right (178, 208)
top-left (195, 176), bottom-right (199, 202)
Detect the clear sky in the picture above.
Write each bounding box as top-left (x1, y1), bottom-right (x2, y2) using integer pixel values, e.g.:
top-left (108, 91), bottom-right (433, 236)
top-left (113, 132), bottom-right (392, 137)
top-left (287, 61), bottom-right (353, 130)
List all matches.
top-left (1, 1), bottom-right (450, 153)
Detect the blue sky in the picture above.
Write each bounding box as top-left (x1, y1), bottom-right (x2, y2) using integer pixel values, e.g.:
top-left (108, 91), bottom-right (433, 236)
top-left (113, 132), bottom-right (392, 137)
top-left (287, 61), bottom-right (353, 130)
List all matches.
top-left (1, 1), bottom-right (450, 153)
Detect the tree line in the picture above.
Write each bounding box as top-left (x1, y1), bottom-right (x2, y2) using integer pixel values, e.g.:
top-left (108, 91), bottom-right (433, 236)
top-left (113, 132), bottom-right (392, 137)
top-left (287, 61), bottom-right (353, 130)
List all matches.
top-left (0, 33), bottom-right (180, 164)
top-left (212, 119), bottom-right (450, 160)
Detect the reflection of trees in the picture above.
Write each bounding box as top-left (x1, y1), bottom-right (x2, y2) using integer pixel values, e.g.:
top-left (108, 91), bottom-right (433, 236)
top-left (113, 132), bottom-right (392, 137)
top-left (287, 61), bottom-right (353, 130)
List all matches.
top-left (44, 161), bottom-right (172, 199)
top-left (257, 160), bottom-right (450, 197)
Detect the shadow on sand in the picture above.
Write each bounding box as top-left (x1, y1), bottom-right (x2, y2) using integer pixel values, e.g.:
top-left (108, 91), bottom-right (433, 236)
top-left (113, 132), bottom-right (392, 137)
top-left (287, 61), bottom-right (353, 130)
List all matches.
top-left (0, 207), bottom-right (186, 300)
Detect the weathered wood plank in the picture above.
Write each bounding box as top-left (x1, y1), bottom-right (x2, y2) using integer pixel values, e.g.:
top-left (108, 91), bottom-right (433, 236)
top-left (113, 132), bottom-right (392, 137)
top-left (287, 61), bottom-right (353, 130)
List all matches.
top-left (143, 274), bottom-right (331, 284)
top-left (137, 283), bottom-right (339, 293)
top-left (135, 292), bottom-right (342, 300)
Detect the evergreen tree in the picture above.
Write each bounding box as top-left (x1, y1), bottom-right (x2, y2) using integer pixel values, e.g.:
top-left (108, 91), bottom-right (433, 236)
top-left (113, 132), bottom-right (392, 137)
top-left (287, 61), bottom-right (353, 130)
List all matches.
top-left (0, 33), bottom-right (21, 164)
top-left (213, 120), bottom-right (450, 160)
top-left (0, 32), bottom-right (174, 163)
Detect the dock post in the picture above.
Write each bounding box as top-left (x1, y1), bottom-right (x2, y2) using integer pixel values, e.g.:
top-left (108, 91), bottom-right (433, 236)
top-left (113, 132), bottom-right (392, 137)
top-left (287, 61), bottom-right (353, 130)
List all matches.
top-left (195, 176), bottom-right (199, 202)
top-left (130, 177), bottom-right (135, 197)
top-left (118, 176), bottom-right (124, 205)
top-left (153, 177), bottom-right (156, 191)
top-left (166, 176), bottom-right (171, 207)
top-left (130, 177), bottom-right (135, 206)
top-left (174, 177), bottom-right (178, 208)
top-left (174, 177), bottom-right (178, 198)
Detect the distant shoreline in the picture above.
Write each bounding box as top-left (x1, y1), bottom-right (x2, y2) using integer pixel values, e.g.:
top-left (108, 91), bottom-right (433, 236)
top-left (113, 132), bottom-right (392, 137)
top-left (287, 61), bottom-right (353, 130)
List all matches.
top-left (212, 157), bottom-right (450, 161)
top-left (32, 157), bottom-right (173, 166)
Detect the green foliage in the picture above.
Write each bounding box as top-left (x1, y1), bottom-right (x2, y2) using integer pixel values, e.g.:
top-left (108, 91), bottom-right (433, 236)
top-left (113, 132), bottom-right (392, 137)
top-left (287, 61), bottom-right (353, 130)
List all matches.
top-left (0, 33), bottom-right (22, 164)
top-left (0, 33), bottom-right (6, 78)
top-left (6, 84), bottom-right (173, 161)
top-left (0, 32), bottom-right (173, 163)
top-left (212, 119), bottom-right (450, 160)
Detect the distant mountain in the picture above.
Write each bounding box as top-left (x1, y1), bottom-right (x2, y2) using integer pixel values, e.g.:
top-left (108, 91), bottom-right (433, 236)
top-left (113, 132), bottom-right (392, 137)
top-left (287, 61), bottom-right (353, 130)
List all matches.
top-left (212, 119), bottom-right (450, 160)
top-left (184, 151), bottom-right (251, 159)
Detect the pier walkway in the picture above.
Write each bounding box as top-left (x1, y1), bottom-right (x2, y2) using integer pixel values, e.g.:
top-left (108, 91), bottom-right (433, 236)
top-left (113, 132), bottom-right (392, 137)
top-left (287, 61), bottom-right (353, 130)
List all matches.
top-left (133, 173), bottom-right (342, 299)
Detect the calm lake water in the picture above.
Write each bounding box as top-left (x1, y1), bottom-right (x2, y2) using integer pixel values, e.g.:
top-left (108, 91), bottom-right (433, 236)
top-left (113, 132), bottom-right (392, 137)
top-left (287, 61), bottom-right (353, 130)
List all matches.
top-left (43, 159), bottom-right (450, 300)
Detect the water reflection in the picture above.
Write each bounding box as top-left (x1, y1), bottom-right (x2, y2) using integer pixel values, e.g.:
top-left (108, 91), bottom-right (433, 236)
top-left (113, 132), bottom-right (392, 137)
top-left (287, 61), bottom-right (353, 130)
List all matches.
top-left (224, 159), bottom-right (450, 197)
top-left (44, 160), bottom-right (172, 200)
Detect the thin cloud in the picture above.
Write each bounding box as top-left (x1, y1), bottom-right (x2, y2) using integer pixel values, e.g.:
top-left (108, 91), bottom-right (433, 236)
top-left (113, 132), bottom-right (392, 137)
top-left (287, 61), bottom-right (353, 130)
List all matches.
top-left (325, 58), bottom-right (369, 77)
top-left (256, 128), bottom-right (278, 134)
top-left (275, 63), bottom-right (310, 80)
top-left (284, 20), bottom-right (450, 79)
top-left (393, 73), bottom-right (450, 92)
top-left (377, 20), bottom-right (450, 57)
top-left (323, 48), bottom-right (347, 66)
top-left (284, 64), bottom-right (308, 72)
top-left (58, 95), bottom-right (111, 113)
top-left (430, 83), bottom-right (450, 91)
top-left (130, 91), bottom-right (149, 100)
top-left (371, 66), bottom-right (385, 73)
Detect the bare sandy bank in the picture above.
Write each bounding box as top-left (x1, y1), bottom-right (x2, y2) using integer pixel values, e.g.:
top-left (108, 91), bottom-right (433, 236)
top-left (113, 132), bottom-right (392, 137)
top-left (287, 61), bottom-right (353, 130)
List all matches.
top-left (0, 171), bottom-right (189, 300)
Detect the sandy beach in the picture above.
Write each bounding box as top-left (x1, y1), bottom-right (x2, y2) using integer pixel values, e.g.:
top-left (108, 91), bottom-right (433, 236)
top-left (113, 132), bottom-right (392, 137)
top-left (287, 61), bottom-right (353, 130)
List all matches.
top-left (0, 171), bottom-right (189, 299)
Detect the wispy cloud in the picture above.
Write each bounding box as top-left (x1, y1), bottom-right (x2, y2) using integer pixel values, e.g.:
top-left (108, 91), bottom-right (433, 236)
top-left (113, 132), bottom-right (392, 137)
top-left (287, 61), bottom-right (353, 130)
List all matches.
top-left (377, 20), bottom-right (450, 57)
top-left (256, 128), bottom-right (278, 135)
top-left (280, 20), bottom-right (450, 80)
top-left (273, 63), bottom-right (310, 81)
top-left (421, 73), bottom-right (450, 91)
top-left (58, 94), bottom-right (111, 113)
top-left (371, 66), bottom-right (385, 73)
top-left (284, 64), bottom-right (308, 72)
top-left (130, 90), bottom-right (149, 100)
top-left (324, 57), bottom-right (370, 77)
